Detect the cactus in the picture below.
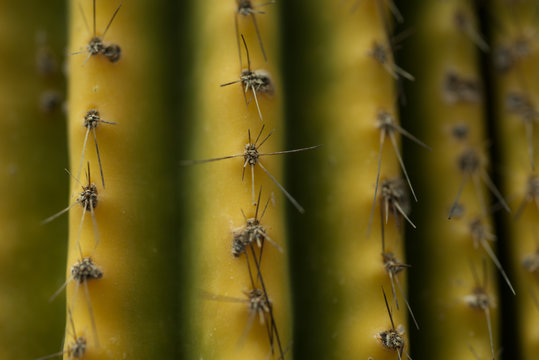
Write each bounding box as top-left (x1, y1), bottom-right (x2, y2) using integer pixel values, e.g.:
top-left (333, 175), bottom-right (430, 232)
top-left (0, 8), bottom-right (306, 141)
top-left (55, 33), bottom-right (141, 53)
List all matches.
top-left (1, 1), bottom-right (539, 360)
top-left (284, 1), bottom-right (415, 359)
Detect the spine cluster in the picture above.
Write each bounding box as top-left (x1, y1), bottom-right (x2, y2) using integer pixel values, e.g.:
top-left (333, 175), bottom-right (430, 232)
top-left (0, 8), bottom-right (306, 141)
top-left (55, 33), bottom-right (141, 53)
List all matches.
top-left (491, 1), bottom-right (539, 358)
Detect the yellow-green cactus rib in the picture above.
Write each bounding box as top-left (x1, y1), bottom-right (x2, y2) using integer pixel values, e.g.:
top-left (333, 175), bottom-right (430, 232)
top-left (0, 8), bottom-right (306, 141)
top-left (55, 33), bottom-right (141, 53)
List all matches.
top-left (0, 1), bottom-right (67, 359)
top-left (66, 1), bottom-right (180, 358)
top-left (284, 1), bottom-right (412, 358)
top-left (186, 1), bottom-right (291, 359)
top-left (490, 1), bottom-right (539, 358)
top-left (402, 1), bottom-right (502, 358)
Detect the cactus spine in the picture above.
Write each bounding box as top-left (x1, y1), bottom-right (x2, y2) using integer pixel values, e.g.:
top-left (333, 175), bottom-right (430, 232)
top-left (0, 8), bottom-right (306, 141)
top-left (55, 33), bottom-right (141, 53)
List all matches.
top-left (403, 1), bottom-right (504, 359)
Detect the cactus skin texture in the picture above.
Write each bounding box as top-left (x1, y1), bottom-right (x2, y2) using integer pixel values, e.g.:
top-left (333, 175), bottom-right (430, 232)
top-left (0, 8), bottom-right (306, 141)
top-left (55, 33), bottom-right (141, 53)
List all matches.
top-left (2, 1), bottom-right (539, 360)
